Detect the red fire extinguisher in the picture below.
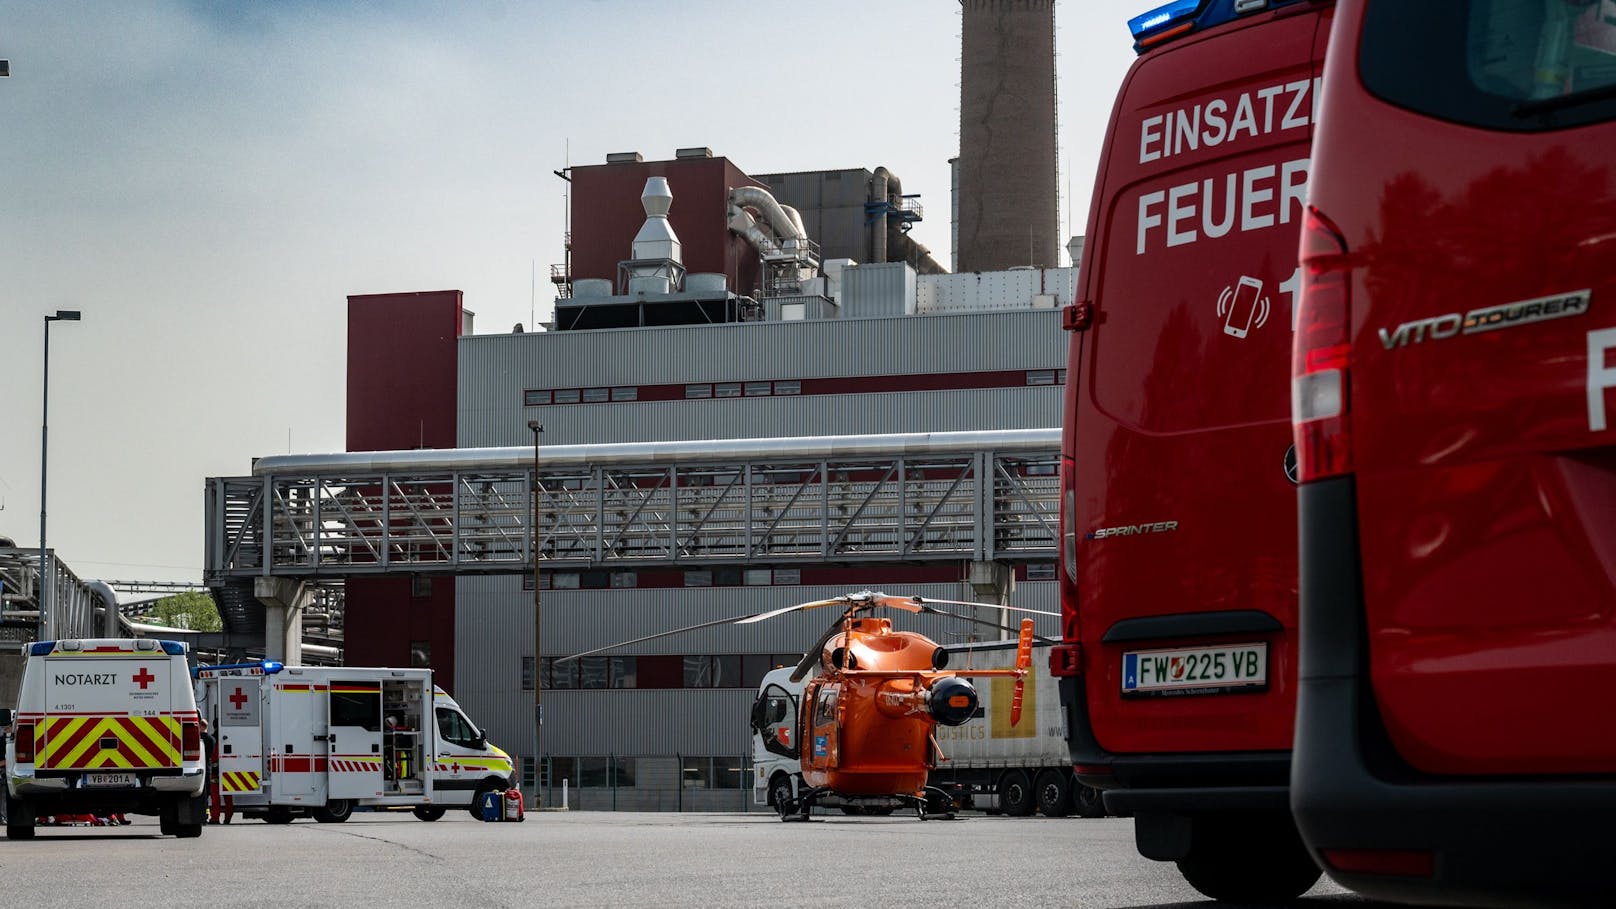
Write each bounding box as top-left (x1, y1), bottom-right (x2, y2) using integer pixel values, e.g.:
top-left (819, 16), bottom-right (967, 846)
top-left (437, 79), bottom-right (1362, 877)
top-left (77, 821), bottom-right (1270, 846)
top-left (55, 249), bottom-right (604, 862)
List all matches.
top-left (503, 787), bottom-right (525, 822)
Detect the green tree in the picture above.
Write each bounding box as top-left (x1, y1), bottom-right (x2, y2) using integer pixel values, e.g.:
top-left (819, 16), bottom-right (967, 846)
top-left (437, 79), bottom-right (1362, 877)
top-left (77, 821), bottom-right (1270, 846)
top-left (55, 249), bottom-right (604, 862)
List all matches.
top-left (149, 590), bottom-right (222, 632)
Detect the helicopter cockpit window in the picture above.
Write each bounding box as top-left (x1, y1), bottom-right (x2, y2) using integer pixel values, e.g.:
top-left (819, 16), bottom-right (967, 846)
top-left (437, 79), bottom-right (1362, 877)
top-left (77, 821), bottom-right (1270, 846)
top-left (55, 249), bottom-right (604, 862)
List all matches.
top-left (755, 683), bottom-right (799, 759)
top-left (813, 687), bottom-right (838, 725)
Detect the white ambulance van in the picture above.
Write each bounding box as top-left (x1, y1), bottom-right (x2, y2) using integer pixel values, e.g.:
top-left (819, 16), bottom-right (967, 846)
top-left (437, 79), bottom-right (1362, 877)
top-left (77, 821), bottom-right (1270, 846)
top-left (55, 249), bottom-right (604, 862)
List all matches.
top-left (2, 638), bottom-right (208, 839)
top-left (194, 662), bottom-right (514, 822)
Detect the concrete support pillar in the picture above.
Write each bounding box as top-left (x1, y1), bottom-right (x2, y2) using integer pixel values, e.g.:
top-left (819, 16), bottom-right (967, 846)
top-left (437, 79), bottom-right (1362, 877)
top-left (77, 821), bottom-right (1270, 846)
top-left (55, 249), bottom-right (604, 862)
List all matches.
top-left (254, 576), bottom-right (309, 665)
top-left (967, 560), bottom-right (1016, 640)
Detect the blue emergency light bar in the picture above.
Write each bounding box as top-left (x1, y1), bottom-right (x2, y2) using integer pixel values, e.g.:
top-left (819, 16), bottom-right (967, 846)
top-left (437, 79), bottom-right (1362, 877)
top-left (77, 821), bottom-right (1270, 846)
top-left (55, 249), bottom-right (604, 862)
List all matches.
top-left (1128, 0), bottom-right (1306, 54)
top-left (192, 659), bottom-right (285, 679)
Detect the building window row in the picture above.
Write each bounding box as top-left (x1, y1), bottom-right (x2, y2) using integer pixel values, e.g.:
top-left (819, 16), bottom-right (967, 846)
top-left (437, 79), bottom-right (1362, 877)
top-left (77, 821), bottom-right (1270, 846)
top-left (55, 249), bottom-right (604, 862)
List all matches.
top-left (524, 568), bottom-right (804, 591)
top-left (522, 370), bottom-right (1063, 408)
top-left (532, 653), bottom-right (801, 691)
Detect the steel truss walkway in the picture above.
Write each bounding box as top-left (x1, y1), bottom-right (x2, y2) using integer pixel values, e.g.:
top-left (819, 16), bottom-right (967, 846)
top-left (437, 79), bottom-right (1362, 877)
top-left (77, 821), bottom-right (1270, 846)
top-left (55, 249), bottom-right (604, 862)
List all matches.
top-left (204, 429), bottom-right (1060, 582)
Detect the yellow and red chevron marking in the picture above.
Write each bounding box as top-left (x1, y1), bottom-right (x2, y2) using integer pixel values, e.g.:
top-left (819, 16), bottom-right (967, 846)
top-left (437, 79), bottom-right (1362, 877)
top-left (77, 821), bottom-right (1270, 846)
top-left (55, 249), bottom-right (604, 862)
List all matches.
top-left (38, 715), bottom-right (181, 770)
top-left (330, 756), bottom-right (383, 773)
top-left (219, 771), bottom-right (261, 792)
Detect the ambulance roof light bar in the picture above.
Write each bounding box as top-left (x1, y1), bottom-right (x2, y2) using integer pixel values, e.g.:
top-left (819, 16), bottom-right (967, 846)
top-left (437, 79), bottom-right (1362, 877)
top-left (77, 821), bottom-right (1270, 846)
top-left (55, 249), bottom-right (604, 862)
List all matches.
top-left (192, 659), bottom-right (286, 679)
top-left (1127, 0), bottom-right (1302, 54)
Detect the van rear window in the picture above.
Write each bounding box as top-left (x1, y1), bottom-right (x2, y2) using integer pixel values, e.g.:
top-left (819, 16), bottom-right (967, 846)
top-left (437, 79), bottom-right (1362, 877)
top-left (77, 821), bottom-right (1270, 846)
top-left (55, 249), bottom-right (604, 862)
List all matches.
top-left (1361, 0), bottom-right (1616, 130)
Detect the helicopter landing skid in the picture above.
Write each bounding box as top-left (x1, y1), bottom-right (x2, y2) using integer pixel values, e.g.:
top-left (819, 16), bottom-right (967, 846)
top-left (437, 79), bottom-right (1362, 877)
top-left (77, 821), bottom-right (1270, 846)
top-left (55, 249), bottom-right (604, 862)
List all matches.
top-left (782, 787), bottom-right (958, 822)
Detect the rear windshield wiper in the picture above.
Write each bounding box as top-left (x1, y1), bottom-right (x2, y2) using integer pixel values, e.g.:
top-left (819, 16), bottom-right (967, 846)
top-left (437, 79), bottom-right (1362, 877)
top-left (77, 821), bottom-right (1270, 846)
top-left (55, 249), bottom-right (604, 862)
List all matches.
top-left (1512, 82), bottom-right (1616, 118)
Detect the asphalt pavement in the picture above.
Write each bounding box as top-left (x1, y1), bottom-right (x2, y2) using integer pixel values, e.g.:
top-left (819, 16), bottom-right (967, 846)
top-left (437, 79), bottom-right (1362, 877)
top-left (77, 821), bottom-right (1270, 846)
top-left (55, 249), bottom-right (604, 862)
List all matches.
top-left (0, 811), bottom-right (1402, 909)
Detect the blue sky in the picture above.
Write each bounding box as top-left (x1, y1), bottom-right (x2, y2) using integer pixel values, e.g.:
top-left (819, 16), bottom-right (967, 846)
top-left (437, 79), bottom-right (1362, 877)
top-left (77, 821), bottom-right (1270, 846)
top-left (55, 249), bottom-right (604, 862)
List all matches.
top-left (0, 1), bottom-right (1139, 580)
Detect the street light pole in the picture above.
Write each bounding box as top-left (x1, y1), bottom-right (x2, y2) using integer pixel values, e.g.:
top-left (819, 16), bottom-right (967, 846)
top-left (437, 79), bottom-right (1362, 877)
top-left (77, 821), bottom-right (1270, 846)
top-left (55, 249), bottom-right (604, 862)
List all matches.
top-left (39, 309), bottom-right (81, 642)
top-left (527, 420), bottom-right (544, 807)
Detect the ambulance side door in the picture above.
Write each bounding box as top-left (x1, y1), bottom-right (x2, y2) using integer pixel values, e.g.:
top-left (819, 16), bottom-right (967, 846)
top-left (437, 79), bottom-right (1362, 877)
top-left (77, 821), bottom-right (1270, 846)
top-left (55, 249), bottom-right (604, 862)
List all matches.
top-left (433, 705), bottom-right (485, 803)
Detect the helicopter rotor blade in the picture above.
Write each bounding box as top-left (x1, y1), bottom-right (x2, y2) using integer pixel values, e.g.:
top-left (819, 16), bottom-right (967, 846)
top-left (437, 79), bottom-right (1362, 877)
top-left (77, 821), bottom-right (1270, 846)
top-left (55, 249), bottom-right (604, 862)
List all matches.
top-left (733, 597), bottom-right (848, 625)
top-left (916, 605), bottom-right (1057, 644)
top-left (1010, 618), bottom-right (1035, 727)
top-left (912, 596), bottom-right (1060, 617)
top-left (788, 608), bottom-right (854, 684)
top-left (557, 612), bottom-right (758, 663)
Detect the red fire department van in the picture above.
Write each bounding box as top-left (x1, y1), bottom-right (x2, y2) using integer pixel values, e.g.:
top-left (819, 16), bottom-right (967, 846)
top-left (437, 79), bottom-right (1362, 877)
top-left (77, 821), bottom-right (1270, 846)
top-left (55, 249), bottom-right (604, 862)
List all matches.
top-left (1291, 2), bottom-right (1616, 905)
top-left (1052, 0), bottom-right (1331, 901)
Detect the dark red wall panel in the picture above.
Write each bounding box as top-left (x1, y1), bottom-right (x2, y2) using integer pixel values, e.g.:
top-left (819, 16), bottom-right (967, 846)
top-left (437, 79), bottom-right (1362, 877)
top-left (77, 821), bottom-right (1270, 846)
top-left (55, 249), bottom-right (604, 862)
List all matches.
top-left (341, 576), bottom-right (457, 695)
top-left (571, 157), bottom-right (764, 297)
top-left (346, 290), bottom-right (463, 682)
top-left (346, 290), bottom-right (463, 452)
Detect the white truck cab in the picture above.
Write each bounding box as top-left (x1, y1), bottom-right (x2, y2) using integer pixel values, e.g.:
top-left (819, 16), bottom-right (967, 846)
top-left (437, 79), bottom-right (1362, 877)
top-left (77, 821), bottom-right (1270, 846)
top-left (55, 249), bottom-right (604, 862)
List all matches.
top-left (194, 662), bottom-right (513, 823)
top-left (3, 638), bottom-right (208, 838)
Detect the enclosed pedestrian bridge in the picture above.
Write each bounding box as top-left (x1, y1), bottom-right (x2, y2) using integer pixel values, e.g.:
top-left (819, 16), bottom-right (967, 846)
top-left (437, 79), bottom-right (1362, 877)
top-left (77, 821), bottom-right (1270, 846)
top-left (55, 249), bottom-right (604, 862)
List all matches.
top-left (204, 429), bottom-right (1060, 581)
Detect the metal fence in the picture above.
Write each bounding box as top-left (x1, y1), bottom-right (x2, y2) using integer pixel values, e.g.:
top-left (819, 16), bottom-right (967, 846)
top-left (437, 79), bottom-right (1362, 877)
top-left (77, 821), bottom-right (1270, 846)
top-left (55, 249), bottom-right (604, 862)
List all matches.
top-left (526, 754), bottom-right (760, 813)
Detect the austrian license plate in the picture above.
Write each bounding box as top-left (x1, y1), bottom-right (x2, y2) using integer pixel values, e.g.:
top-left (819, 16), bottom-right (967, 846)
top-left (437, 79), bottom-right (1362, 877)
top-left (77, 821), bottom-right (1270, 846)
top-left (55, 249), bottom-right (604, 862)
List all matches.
top-left (1121, 642), bottom-right (1267, 696)
top-left (83, 772), bottom-right (137, 788)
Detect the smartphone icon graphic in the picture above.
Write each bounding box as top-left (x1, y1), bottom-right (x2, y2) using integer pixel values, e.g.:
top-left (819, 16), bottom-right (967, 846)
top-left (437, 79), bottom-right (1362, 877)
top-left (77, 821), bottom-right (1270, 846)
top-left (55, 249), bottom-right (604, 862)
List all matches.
top-left (1223, 276), bottom-right (1264, 338)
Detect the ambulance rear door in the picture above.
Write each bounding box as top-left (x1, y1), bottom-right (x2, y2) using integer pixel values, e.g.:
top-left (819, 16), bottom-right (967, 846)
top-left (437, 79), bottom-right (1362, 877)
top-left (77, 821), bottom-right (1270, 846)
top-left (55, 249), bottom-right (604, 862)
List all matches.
top-left (216, 677), bottom-right (264, 797)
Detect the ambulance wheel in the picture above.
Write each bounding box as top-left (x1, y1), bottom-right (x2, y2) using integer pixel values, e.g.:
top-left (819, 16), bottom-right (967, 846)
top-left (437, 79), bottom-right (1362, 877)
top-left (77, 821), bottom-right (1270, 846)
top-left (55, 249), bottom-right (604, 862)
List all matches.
top-left (999, 769), bottom-right (1036, 817)
top-left (1035, 769), bottom-right (1072, 817)
top-left (412, 807), bottom-right (446, 822)
top-left (468, 780), bottom-right (498, 819)
top-left (263, 807), bottom-right (295, 825)
top-left (313, 799), bottom-right (353, 823)
top-left (5, 797), bottom-right (33, 839)
top-left (176, 819), bottom-right (203, 838)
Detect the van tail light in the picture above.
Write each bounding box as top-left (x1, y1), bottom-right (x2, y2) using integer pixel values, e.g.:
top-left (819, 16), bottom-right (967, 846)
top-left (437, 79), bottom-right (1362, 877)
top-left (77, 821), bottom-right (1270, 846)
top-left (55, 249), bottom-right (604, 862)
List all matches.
top-left (182, 718), bottom-right (201, 762)
top-left (1292, 206), bottom-right (1354, 482)
top-left (14, 722), bottom-right (35, 763)
top-left (1321, 848), bottom-right (1435, 878)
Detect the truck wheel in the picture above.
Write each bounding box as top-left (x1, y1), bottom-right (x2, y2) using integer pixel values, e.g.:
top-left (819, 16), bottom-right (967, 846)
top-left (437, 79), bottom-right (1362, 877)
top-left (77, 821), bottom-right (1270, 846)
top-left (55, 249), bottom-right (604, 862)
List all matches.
top-left (175, 819), bottom-right (204, 838)
top-left (412, 806), bottom-right (446, 822)
top-left (5, 797), bottom-right (34, 840)
top-left (468, 780), bottom-right (498, 819)
top-left (999, 769), bottom-right (1036, 817)
top-left (1176, 814), bottom-right (1322, 903)
top-left (263, 807), bottom-right (295, 825)
top-left (313, 799), bottom-right (353, 823)
top-left (160, 803), bottom-right (178, 835)
top-left (1072, 776), bottom-right (1106, 818)
top-left (769, 775), bottom-right (796, 819)
top-left (1035, 769), bottom-right (1072, 817)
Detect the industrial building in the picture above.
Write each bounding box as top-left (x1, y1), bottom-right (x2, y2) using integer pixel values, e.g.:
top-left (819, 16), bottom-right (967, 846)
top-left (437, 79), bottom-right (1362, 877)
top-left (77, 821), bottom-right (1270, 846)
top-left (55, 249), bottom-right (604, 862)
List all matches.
top-left (202, 0), bottom-right (1070, 809)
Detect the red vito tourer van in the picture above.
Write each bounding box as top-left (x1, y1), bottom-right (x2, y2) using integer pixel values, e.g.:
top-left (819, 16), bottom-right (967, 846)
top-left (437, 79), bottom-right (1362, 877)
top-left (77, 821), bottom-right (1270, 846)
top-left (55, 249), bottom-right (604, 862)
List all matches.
top-left (1291, 1), bottom-right (1616, 906)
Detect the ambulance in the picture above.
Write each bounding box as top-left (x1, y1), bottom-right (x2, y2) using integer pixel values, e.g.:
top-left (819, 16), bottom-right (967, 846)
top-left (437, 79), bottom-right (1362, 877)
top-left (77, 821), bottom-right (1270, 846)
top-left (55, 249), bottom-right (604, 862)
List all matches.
top-left (193, 662), bottom-right (514, 823)
top-left (2, 638), bottom-right (208, 839)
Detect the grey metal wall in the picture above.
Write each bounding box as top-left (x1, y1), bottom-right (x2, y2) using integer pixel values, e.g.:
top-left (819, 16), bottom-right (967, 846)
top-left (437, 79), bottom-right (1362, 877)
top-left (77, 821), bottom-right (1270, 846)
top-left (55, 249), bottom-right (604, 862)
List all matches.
top-left (453, 576), bottom-right (1058, 759)
top-left (457, 309), bottom-right (1063, 447)
top-left (755, 168), bottom-right (872, 265)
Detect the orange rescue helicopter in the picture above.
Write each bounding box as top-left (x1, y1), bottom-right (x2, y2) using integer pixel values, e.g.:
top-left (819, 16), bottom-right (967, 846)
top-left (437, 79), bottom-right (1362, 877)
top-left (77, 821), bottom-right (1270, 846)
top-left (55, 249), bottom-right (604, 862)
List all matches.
top-left (561, 590), bottom-right (1055, 820)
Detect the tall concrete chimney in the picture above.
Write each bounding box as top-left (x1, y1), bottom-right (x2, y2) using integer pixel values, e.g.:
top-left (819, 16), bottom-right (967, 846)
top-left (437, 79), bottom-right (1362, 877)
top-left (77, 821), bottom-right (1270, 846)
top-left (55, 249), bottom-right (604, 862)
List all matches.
top-left (956, 0), bottom-right (1059, 272)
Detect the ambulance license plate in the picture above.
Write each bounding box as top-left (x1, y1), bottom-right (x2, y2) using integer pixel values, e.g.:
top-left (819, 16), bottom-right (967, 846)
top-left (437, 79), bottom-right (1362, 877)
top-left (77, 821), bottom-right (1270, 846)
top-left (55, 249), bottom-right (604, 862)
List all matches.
top-left (1121, 642), bottom-right (1267, 696)
top-left (83, 772), bottom-right (136, 788)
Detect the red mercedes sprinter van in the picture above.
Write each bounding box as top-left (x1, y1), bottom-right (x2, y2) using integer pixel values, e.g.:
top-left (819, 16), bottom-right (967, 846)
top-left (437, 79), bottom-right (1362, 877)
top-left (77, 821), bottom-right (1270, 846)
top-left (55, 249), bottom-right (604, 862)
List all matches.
top-left (1292, 1), bottom-right (1616, 905)
top-left (1054, 0), bottom-right (1332, 901)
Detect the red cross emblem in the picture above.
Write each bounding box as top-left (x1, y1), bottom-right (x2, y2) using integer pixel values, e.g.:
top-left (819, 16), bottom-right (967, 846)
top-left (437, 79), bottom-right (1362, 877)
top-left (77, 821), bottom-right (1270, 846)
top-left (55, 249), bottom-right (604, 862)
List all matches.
top-left (229, 687), bottom-right (249, 710)
top-left (133, 667), bottom-right (157, 689)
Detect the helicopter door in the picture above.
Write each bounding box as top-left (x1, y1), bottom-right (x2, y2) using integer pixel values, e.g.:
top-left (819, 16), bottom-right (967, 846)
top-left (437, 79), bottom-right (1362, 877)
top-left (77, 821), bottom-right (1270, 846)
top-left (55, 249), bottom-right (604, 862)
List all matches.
top-left (751, 683), bottom-right (799, 760)
top-left (806, 685), bottom-right (839, 770)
